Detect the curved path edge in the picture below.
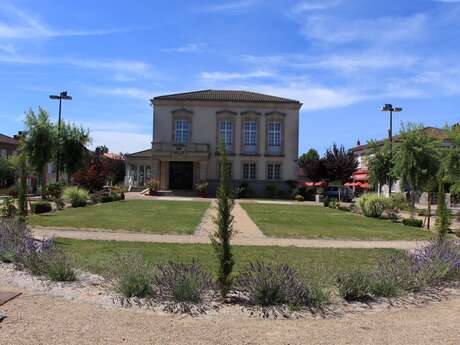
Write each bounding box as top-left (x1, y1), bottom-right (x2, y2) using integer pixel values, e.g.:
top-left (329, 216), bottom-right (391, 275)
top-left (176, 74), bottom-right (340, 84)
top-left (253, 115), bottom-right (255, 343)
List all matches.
top-left (32, 227), bottom-right (428, 249)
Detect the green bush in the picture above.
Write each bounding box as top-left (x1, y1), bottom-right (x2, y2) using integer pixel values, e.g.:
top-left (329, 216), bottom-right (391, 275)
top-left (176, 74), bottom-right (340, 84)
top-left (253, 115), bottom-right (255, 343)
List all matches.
top-left (0, 197), bottom-right (17, 218)
top-left (45, 250), bottom-right (77, 282)
top-left (63, 187), bottom-right (89, 207)
top-left (356, 194), bottom-right (389, 218)
top-left (294, 194), bottom-right (304, 202)
top-left (402, 218), bottom-right (423, 228)
top-left (111, 252), bottom-right (154, 298)
top-left (390, 193), bottom-right (409, 210)
top-left (101, 194), bottom-right (115, 203)
top-left (336, 269), bottom-right (373, 301)
top-left (31, 201), bottom-right (52, 214)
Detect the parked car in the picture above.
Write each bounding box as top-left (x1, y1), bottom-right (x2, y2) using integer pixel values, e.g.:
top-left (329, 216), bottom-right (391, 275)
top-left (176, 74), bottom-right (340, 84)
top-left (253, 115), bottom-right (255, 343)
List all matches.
top-left (324, 186), bottom-right (354, 202)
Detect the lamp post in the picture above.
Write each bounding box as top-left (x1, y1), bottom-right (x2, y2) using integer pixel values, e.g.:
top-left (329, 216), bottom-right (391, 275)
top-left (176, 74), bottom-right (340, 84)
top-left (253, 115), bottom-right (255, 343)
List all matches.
top-left (380, 104), bottom-right (402, 197)
top-left (49, 91), bottom-right (72, 182)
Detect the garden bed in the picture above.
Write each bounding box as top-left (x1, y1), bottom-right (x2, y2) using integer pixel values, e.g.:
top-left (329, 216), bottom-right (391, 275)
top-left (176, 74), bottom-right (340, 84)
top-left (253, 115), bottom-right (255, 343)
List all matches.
top-left (1, 262), bottom-right (459, 319)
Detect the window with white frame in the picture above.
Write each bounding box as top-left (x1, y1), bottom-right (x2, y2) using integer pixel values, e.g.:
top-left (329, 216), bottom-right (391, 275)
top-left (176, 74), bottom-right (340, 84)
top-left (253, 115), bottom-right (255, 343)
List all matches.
top-left (219, 121), bottom-right (233, 153)
top-left (242, 163), bottom-right (256, 180)
top-left (175, 120), bottom-right (189, 143)
top-left (243, 121), bottom-right (257, 154)
top-left (267, 163), bottom-right (281, 180)
top-left (267, 122), bottom-right (281, 154)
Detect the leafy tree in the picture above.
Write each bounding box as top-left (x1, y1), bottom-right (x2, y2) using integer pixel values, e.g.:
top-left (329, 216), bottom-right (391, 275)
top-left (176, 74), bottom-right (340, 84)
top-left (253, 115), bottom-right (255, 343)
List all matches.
top-left (211, 140), bottom-right (235, 299)
top-left (95, 145), bottom-right (109, 155)
top-left (393, 123), bottom-right (441, 209)
top-left (322, 144), bottom-right (358, 183)
top-left (367, 141), bottom-right (392, 195)
top-left (0, 156), bottom-right (15, 188)
top-left (24, 107), bottom-right (56, 196)
top-left (299, 148), bottom-right (326, 182)
top-left (59, 122), bottom-right (90, 184)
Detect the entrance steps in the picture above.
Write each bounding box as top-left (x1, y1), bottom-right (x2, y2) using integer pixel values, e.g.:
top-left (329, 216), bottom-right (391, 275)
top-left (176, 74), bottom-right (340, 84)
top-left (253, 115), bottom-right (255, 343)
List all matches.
top-left (156, 190), bottom-right (196, 197)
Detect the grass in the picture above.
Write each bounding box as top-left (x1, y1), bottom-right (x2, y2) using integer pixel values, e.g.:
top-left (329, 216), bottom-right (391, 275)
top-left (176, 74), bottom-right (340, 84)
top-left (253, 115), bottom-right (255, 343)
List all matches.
top-left (241, 204), bottom-right (433, 240)
top-left (56, 238), bottom-right (400, 277)
top-left (28, 200), bottom-right (209, 235)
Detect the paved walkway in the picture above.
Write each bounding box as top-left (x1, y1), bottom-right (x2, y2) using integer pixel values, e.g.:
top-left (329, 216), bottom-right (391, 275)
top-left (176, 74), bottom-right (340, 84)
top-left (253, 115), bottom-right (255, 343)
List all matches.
top-left (2, 286), bottom-right (460, 344)
top-left (32, 227), bottom-right (427, 249)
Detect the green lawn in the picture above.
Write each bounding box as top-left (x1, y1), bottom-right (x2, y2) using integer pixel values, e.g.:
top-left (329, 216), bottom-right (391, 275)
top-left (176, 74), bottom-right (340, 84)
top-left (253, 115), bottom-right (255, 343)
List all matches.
top-left (242, 204), bottom-right (433, 240)
top-left (57, 238), bottom-right (399, 277)
top-left (28, 200), bottom-right (209, 235)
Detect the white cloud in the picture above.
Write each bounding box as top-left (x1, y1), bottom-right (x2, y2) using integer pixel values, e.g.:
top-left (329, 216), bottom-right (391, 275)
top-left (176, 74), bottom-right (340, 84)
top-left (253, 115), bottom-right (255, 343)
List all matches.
top-left (89, 131), bottom-right (151, 154)
top-left (198, 1), bottom-right (256, 13)
top-left (291, 0), bottom-right (341, 13)
top-left (85, 86), bottom-right (159, 100)
top-left (200, 70), bottom-right (274, 80)
top-left (301, 13), bottom-right (427, 45)
top-left (0, 4), bottom-right (128, 40)
top-left (0, 43), bottom-right (14, 54)
top-left (162, 43), bottom-right (206, 53)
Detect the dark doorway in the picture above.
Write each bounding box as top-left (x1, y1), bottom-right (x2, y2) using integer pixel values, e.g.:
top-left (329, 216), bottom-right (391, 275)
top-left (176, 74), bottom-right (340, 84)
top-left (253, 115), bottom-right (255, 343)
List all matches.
top-left (169, 161), bottom-right (194, 190)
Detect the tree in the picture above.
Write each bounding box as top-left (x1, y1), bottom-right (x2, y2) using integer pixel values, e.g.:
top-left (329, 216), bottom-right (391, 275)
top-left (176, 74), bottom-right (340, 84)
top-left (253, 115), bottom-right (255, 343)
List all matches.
top-left (393, 123), bottom-right (441, 209)
top-left (211, 140), bottom-right (235, 299)
top-left (323, 144), bottom-right (358, 183)
top-left (0, 156), bottom-right (15, 188)
top-left (59, 122), bottom-right (91, 184)
top-left (443, 124), bottom-right (460, 193)
top-left (367, 141), bottom-right (392, 195)
top-left (95, 145), bottom-right (109, 155)
top-left (23, 107), bottom-right (56, 196)
top-left (299, 149), bottom-right (326, 182)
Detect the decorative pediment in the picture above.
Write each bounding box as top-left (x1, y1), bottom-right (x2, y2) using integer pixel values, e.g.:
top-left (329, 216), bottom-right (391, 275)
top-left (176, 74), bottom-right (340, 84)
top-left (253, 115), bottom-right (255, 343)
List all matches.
top-left (265, 111), bottom-right (286, 117)
top-left (240, 111), bottom-right (262, 117)
top-left (171, 108), bottom-right (193, 115)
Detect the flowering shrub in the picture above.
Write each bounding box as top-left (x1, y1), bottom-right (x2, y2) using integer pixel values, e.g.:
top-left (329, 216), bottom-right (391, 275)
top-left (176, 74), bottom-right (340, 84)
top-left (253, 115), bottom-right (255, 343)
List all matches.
top-left (145, 179), bottom-right (159, 195)
top-left (336, 269), bottom-right (373, 301)
top-left (153, 260), bottom-right (214, 304)
top-left (236, 262), bottom-right (310, 306)
top-left (0, 219), bottom-right (29, 263)
top-left (411, 240), bottom-right (460, 285)
top-left (111, 252), bottom-right (154, 298)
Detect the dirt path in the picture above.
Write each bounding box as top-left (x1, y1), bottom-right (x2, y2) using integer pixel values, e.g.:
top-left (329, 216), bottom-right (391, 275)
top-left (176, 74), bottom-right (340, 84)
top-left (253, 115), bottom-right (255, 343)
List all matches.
top-left (1, 286), bottom-right (460, 345)
top-left (32, 227), bottom-right (428, 249)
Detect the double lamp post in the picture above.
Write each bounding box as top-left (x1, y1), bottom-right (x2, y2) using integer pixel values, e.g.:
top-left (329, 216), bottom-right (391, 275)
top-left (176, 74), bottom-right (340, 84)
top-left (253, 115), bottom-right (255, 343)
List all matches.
top-left (49, 91), bottom-right (72, 182)
top-left (380, 103), bottom-right (402, 197)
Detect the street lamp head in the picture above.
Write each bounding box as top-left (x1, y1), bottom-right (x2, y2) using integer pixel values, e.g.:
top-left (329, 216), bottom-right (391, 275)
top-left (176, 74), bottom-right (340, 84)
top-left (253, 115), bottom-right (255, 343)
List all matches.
top-left (49, 91), bottom-right (72, 100)
top-left (393, 107), bottom-right (402, 112)
top-left (380, 104), bottom-right (393, 112)
top-left (49, 95), bottom-right (60, 100)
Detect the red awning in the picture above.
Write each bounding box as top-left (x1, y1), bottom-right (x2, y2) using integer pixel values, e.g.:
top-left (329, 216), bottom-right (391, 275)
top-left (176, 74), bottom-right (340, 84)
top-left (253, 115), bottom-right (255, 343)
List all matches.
top-left (352, 173), bottom-right (369, 181)
top-left (304, 181), bottom-right (327, 187)
top-left (345, 182), bottom-right (370, 189)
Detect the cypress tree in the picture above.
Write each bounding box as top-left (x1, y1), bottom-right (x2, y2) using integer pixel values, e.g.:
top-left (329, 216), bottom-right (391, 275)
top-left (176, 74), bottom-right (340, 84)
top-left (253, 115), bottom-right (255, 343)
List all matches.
top-left (211, 141), bottom-right (235, 299)
top-left (436, 178), bottom-right (451, 239)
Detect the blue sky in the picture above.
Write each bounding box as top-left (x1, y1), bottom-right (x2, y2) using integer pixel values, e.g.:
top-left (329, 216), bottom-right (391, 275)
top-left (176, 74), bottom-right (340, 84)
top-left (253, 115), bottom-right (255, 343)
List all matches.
top-left (1, 0), bottom-right (460, 154)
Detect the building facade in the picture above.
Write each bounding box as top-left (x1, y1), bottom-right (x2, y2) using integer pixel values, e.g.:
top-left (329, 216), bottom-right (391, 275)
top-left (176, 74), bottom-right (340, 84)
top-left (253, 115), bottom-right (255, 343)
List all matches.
top-left (125, 90), bottom-right (302, 196)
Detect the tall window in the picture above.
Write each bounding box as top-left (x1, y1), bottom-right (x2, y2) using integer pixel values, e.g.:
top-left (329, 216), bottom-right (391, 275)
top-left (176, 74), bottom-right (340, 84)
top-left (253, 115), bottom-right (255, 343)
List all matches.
top-left (267, 163), bottom-right (281, 180)
top-left (243, 121), bottom-right (257, 154)
top-left (268, 122), bottom-right (281, 154)
top-left (242, 163), bottom-right (256, 180)
top-left (175, 120), bottom-right (189, 143)
top-left (219, 121), bottom-right (233, 153)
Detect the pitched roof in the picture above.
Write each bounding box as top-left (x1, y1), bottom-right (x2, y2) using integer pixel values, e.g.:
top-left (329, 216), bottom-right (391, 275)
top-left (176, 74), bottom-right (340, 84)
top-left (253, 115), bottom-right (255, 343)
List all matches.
top-left (0, 133), bottom-right (19, 146)
top-left (153, 89), bottom-right (301, 104)
top-left (351, 126), bottom-right (448, 152)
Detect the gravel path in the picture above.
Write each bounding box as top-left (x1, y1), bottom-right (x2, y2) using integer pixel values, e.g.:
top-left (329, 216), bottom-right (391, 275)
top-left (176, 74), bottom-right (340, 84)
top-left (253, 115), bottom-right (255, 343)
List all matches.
top-left (32, 227), bottom-right (428, 249)
top-left (1, 285), bottom-right (460, 345)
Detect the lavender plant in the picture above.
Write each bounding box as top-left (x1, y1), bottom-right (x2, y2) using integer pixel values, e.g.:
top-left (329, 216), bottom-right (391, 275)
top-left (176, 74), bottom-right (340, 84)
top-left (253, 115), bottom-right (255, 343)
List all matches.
top-left (336, 269), bottom-right (373, 301)
top-left (235, 262), bottom-right (310, 307)
top-left (153, 260), bottom-right (215, 304)
top-left (411, 239), bottom-right (460, 285)
top-left (111, 252), bottom-right (154, 298)
top-left (0, 219), bottom-right (30, 263)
